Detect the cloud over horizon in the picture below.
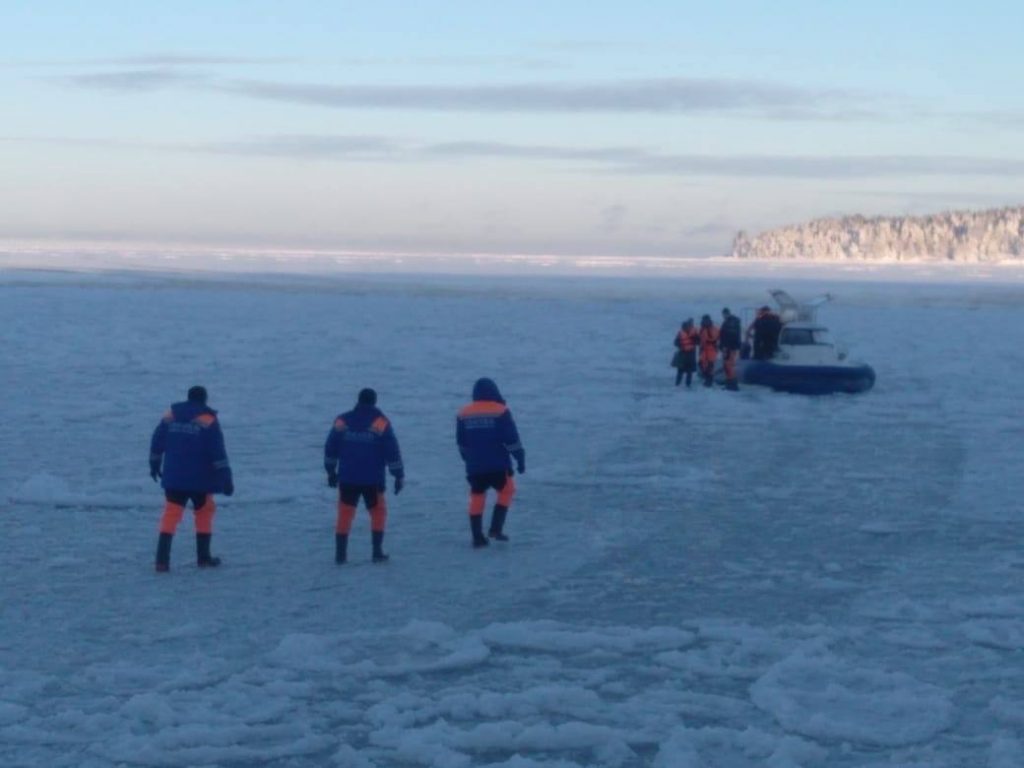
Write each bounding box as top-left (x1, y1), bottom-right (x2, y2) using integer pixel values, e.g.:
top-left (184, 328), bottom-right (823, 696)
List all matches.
top-left (57, 68), bottom-right (209, 91)
top-left (7, 132), bottom-right (1024, 181)
top-left (203, 135), bottom-right (1024, 179)
top-left (54, 66), bottom-right (875, 120)
top-left (219, 76), bottom-right (857, 118)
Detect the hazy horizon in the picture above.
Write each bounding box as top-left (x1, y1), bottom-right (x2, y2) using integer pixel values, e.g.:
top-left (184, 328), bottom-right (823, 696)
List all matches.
top-left (4, 1), bottom-right (1024, 260)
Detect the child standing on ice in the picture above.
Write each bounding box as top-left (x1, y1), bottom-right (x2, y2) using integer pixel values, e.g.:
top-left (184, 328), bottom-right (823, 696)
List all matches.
top-left (456, 378), bottom-right (526, 547)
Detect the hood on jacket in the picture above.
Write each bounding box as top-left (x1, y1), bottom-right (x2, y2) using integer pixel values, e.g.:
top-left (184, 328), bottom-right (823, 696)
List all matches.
top-left (472, 378), bottom-right (505, 404)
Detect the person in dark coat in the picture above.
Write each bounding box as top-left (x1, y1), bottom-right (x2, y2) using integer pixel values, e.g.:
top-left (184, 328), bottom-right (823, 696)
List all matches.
top-left (672, 319), bottom-right (699, 387)
top-left (149, 386), bottom-right (234, 572)
top-left (456, 378), bottom-right (525, 547)
top-left (750, 306), bottom-right (783, 360)
top-left (719, 308), bottom-right (742, 391)
top-left (324, 388), bottom-right (404, 564)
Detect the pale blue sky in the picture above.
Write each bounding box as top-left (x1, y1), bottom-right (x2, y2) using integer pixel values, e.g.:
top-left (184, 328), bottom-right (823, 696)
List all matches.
top-left (2, 1), bottom-right (1022, 256)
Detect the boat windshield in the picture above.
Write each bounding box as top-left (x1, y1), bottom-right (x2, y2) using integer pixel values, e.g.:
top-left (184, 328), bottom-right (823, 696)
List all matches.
top-left (813, 329), bottom-right (834, 345)
top-left (781, 327), bottom-right (834, 346)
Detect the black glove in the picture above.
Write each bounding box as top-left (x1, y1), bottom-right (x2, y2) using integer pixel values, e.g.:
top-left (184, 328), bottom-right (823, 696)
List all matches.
top-left (149, 460), bottom-right (162, 483)
top-left (327, 469), bottom-right (338, 488)
top-left (394, 476), bottom-right (404, 495)
top-left (516, 458), bottom-right (526, 475)
top-left (223, 480), bottom-right (234, 497)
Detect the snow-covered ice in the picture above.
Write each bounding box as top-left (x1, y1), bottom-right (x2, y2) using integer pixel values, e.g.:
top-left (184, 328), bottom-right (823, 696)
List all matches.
top-left (2, 265), bottom-right (1024, 767)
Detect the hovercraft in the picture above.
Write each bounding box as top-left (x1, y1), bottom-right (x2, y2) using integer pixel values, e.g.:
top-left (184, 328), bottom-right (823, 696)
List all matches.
top-left (735, 290), bottom-right (875, 395)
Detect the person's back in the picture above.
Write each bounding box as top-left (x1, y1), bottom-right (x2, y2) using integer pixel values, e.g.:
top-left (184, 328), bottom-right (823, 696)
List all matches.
top-left (149, 385), bottom-right (233, 572)
top-left (719, 308), bottom-right (742, 390)
top-left (698, 316), bottom-right (719, 387)
top-left (456, 378), bottom-right (525, 546)
top-left (720, 314), bottom-right (742, 351)
top-left (324, 388), bottom-right (404, 564)
top-left (158, 400), bottom-right (229, 493)
top-left (328, 403), bottom-right (402, 489)
top-left (761, 312), bottom-right (783, 356)
top-left (752, 311), bottom-right (783, 359)
top-left (457, 378), bottom-right (522, 476)
top-left (699, 321), bottom-right (719, 349)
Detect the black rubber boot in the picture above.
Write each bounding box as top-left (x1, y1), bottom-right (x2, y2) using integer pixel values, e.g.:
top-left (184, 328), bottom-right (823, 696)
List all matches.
top-left (196, 533), bottom-right (221, 568)
top-left (726, 379), bottom-right (740, 391)
top-left (488, 504), bottom-right (509, 541)
top-left (470, 515), bottom-right (489, 548)
top-left (372, 531), bottom-right (389, 563)
top-left (335, 533), bottom-right (348, 564)
top-left (155, 533), bottom-right (173, 572)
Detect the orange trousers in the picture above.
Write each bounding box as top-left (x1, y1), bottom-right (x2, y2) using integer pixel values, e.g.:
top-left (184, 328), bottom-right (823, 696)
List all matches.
top-left (336, 496), bottom-right (387, 534)
top-left (723, 349), bottom-right (738, 381)
top-left (469, 476), bottom-right (516, 516)
top-left (159, 497), bottom-right (215, 534)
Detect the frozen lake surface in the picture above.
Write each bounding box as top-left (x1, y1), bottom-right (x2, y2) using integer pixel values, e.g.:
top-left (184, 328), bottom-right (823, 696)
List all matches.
top-left (2, 266), bottom-right (1023, 767)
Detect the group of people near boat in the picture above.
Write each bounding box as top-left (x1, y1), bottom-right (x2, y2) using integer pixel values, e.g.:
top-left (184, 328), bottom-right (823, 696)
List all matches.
top-left (672, 306), bottom-right (783, 389)
top-left (148, 378), bottom-right (524, 572)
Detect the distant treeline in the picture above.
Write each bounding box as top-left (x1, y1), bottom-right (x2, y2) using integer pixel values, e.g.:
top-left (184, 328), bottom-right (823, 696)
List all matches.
top-left (731, 205), bottom-right (1024, 262)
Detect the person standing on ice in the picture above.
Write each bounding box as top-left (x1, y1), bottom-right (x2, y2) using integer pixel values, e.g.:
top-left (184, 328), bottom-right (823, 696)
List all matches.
top-left (672, 318), bottom-right (699, 387)
top-left (698, 314), bottom-right (720, 387)
top-left (324, 388), bottom-right (404, 564)
top-left (149, 386), bottom-right (234, 572)
top-left (456, 378), bottom-right (525, 547)
top-left (720, 308), bottom-right (742, 391)
top-left (749, 305), bottom-right (783, 360)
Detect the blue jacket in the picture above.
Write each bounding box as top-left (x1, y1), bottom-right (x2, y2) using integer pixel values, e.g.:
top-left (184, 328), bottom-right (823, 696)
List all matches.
top-left (324, 405), bottom-right (404, 488)
top-left (456, 378), bottom-right (525, 475)
top-left (150, 401), bottom-right (233, 493)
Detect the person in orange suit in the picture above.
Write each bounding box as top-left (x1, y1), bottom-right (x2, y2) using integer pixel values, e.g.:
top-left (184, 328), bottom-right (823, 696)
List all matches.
top-left (698, 314), bottom-right (720, 387)
top-left (673, 318), bottom-right (699, 387)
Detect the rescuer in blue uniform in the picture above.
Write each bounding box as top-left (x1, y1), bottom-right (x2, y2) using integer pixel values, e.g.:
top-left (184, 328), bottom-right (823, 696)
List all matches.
top-left (456, 378), bottom-right (525, 547)
top-left (149, 386), bottom-right (234, 572)
top-left (324, 388), bottom-right (405, 564)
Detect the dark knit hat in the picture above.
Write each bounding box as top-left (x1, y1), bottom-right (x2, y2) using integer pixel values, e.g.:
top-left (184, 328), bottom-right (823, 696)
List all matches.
top-left (187, 386), bottom-right (207, 404)
top-left (358, 388), bottom-right (377, 406)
